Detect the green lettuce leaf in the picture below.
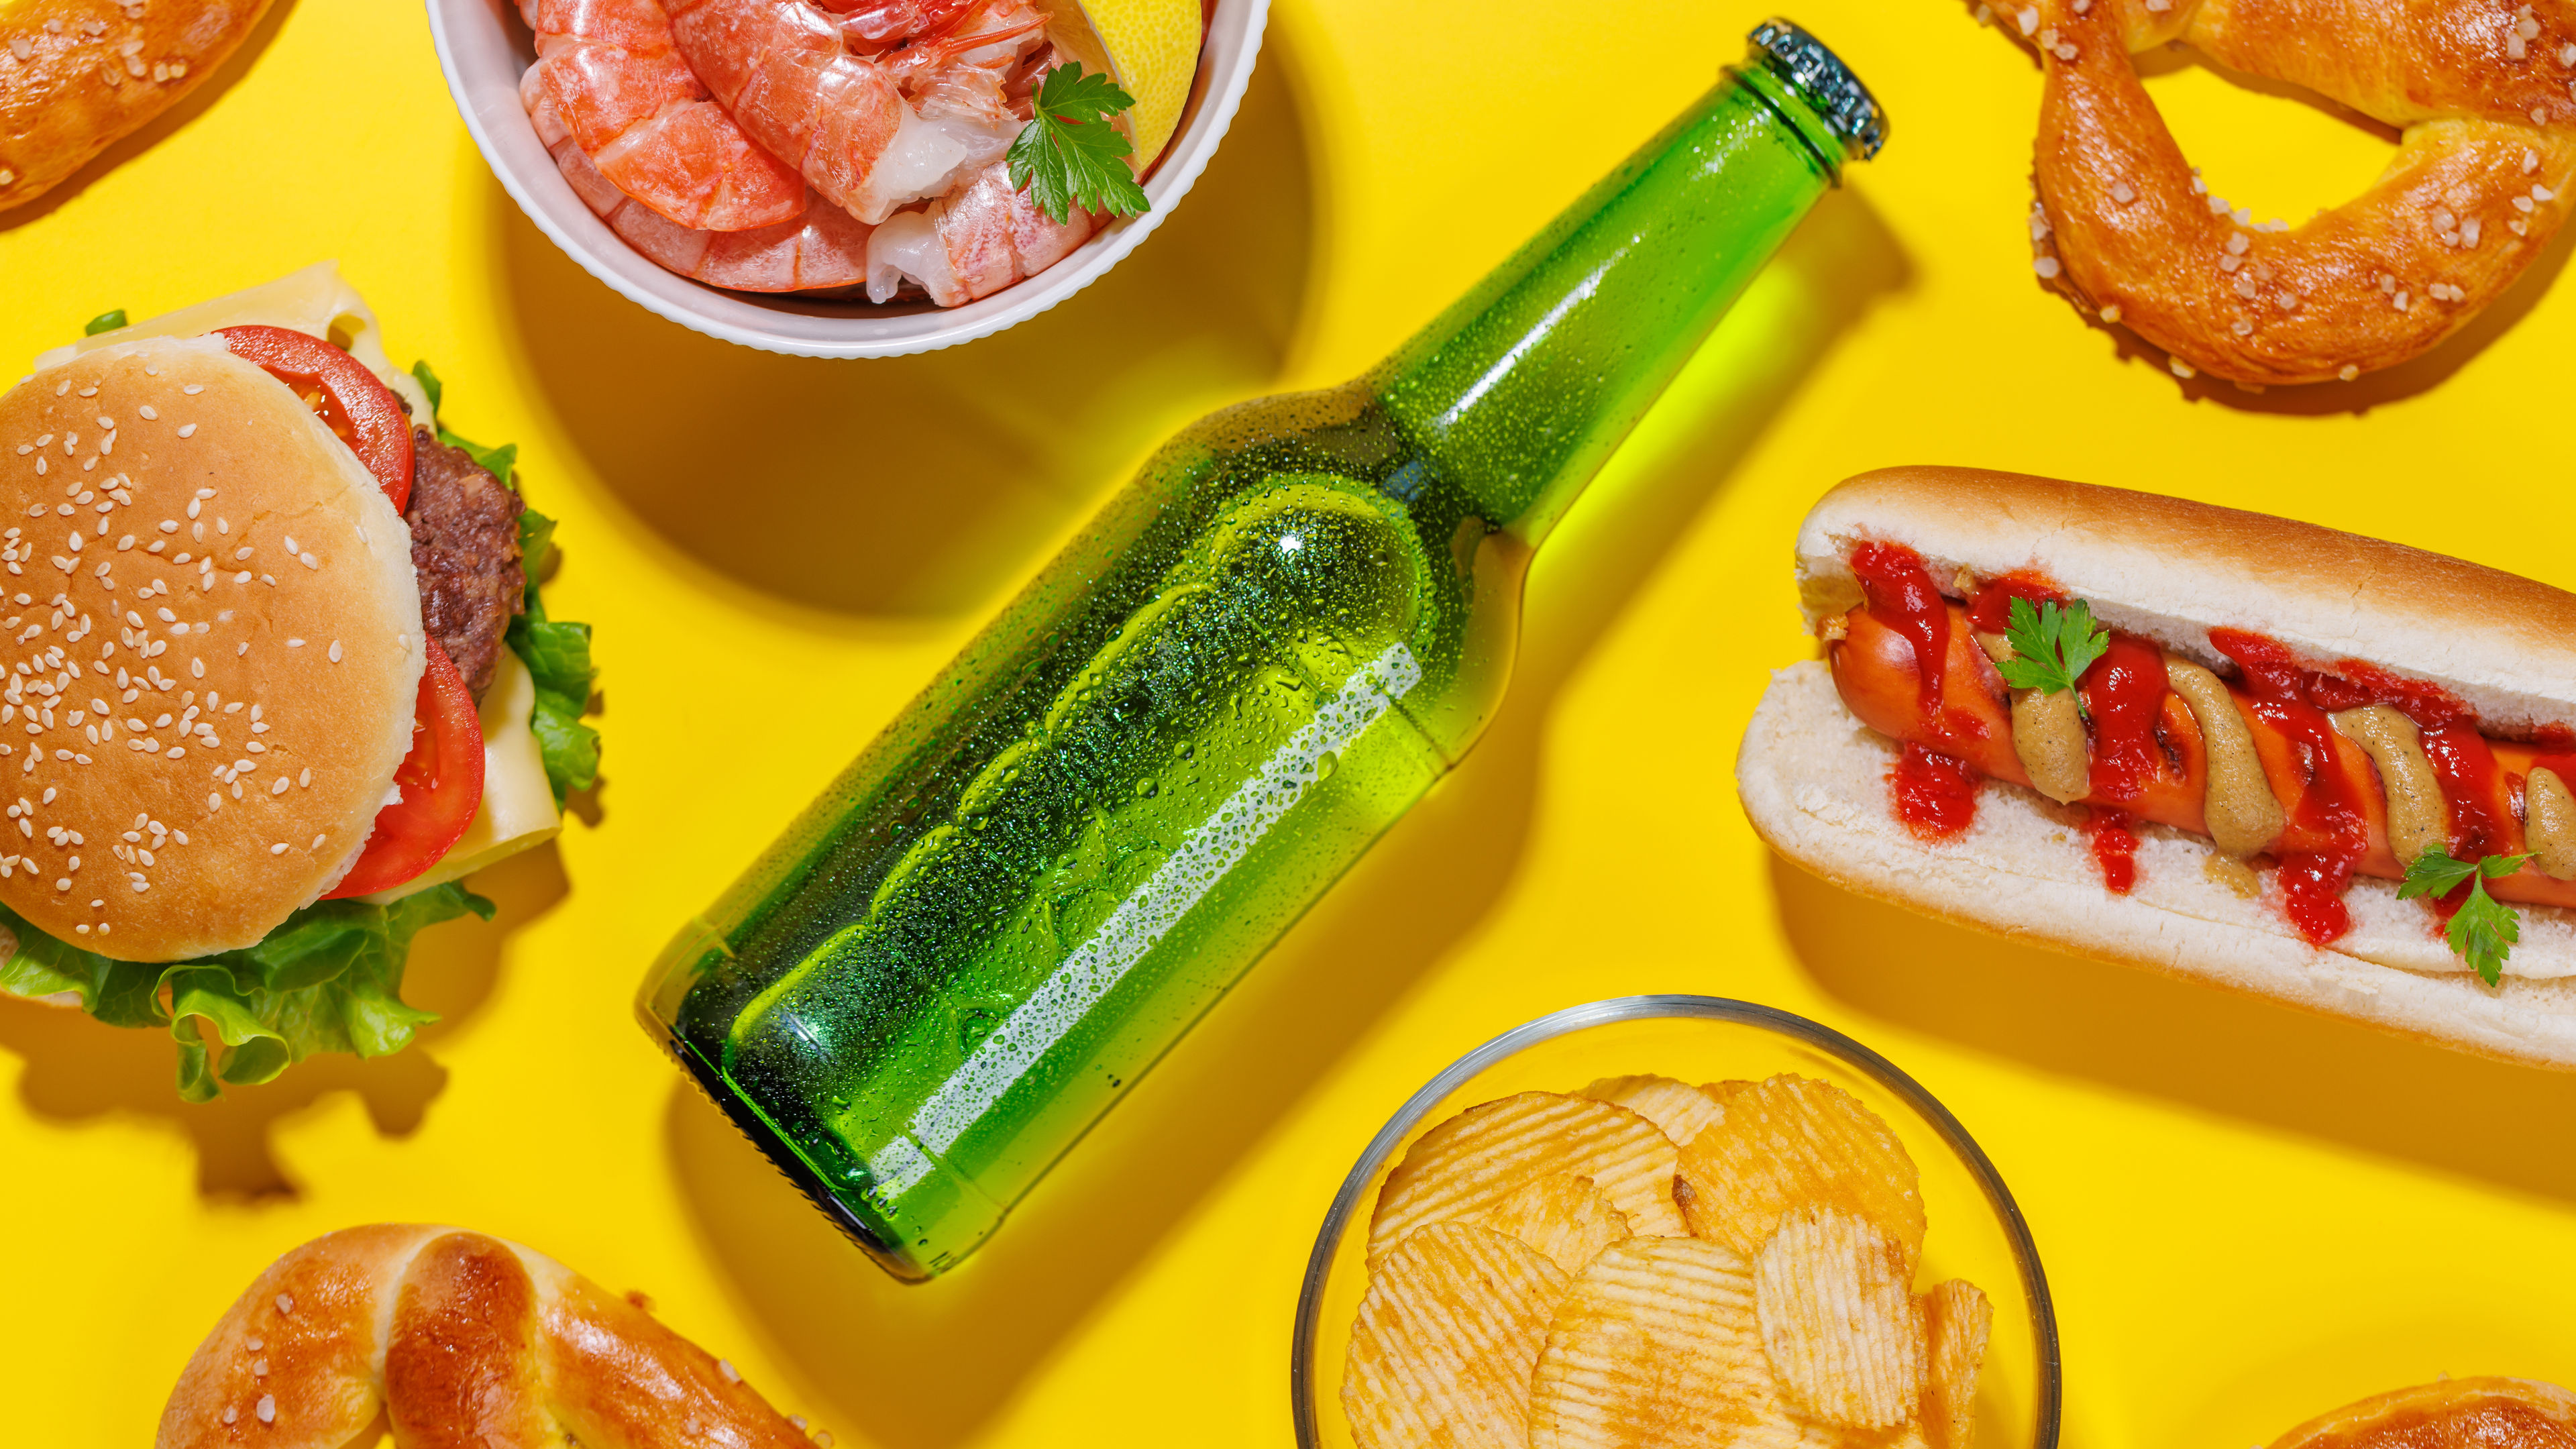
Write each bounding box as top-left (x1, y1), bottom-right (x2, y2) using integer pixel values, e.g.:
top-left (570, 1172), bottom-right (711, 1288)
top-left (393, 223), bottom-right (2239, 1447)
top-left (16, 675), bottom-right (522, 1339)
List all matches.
top-left (0, 885), bottom-right (492, 1100)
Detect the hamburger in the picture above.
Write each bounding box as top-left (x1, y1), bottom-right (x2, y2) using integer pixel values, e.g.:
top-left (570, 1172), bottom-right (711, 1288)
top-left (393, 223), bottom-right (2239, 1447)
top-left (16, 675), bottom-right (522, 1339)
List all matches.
top-left (0, 264), bottom-right (599, 1099)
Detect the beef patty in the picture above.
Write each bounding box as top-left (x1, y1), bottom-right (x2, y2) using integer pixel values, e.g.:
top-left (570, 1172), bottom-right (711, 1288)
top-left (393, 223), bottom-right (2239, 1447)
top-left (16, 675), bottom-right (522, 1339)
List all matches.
top-left (406, 428), bottom-right (525, 700)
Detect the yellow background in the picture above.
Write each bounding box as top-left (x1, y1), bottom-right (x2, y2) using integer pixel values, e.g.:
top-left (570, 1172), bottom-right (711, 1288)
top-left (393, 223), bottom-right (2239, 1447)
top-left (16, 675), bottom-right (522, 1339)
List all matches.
top-left (5, 0), bottom-right (2575, 1445)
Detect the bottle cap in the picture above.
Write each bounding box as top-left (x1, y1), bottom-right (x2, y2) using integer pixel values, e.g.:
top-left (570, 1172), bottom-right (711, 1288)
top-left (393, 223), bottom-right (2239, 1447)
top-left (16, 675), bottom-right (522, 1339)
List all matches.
top-left (1747, 18), bottom-right (1888, 161)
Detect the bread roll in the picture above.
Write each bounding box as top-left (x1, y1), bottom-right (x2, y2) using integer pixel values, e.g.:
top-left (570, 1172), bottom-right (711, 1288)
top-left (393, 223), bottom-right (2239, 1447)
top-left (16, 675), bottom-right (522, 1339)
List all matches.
top-left (0, 0), bottom-right (277, 213)
top-left (0, 335), bottom-right (423, 961)
top-left (156, 1225), bottom-right (816, 1449)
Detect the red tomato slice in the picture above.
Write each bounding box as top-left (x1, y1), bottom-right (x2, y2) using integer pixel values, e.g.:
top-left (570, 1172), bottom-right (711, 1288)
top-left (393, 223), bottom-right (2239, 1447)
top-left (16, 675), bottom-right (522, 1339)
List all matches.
top-left (325, 640), bottom-right (487, 899)
top-left (217, 325), bottom-right (416, 512)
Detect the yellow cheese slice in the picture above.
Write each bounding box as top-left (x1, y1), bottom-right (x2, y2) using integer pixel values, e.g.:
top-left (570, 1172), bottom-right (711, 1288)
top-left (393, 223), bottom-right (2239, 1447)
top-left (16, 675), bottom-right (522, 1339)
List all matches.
top-left (40, 260), bottom-right (435, 421)
top-left (371, 648), bottom-right (561, 902)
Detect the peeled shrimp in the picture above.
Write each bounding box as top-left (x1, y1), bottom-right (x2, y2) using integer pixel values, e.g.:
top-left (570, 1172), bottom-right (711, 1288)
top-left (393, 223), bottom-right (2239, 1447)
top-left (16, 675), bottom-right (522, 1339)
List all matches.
top-left (527, 71), bottom-right (873, 292)
top-left (663, 0), bottom-right (1049, 225)
top-left (531, 0), bottom-right (807, 231)
top-left (865, 158), bottom-right (1095, 305)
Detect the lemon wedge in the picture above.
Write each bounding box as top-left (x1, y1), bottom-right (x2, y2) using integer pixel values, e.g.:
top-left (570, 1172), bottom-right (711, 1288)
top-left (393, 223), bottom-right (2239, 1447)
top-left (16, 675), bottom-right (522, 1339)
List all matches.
top-left (1040, 0), bottom-right (1203, 173)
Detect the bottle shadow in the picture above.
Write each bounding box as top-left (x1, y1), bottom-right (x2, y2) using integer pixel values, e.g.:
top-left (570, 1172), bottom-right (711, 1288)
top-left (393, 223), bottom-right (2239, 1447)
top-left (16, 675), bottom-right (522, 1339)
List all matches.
top-left (659, 188), bottom-right (1913, 1449)
top-left (494, 35), bottom-right (1318, 627)
top-left (1770, 855), bottom-right (2576, 1205)
top-left (0, 0), bottom-right (301, 239)
top-left (0, 841), bottom-right (566, 1198)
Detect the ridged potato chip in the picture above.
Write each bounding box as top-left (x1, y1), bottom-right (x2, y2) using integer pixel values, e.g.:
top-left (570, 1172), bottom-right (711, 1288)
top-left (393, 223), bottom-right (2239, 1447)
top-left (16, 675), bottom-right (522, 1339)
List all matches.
top-left (1674, 1074), bottom-right (1925, 1267)
top-left (1370, 1091), bottom-right (1688, 1258)
top-left (1921, 1279), bottom-right (1994, 1449)
top-left (1582, 1074), bottom-right (1727, 1149)
top-left (1529, 1235), bottom-right (1833, 1449)
top-left (1703, 1079), bottom-right (1760, 1107)
top-left (1342, 1222), bottom-right (1570, 1449)
top-left (1481, 1173), bottom-right (1633, 1275)
top-left (1754, 1205), bottom-right (1927, 1429)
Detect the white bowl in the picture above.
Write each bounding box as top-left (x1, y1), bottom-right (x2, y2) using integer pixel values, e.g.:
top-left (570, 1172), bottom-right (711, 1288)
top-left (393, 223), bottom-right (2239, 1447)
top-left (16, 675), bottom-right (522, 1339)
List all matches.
top-left (425, 0), bottom-right (1269, 358)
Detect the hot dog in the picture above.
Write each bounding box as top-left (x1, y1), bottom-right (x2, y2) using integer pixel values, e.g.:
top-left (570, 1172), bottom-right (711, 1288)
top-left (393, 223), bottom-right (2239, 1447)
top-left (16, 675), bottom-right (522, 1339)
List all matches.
top-left (1736, 467), bottom-right (2576, 1071)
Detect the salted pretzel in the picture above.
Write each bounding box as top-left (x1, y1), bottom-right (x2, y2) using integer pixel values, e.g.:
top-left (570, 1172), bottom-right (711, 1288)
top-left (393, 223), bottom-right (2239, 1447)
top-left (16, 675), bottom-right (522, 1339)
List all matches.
top-left (157, 1225), bottom-right (821, 1449)
top-left (1993, 0), bottom-right (2576, 385)
top-left (0, 0), bottom-right (275, 213)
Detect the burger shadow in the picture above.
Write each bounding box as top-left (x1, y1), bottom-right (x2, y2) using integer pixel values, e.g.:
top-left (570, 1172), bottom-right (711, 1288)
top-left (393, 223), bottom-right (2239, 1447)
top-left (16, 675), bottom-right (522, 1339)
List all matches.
top-left (0, 0), bottom-right (300, 236)
top-left (0, 840), bottom-right (566, 1199)
top-left (494, 34), bottom-right (1319, 627)
top-left (1769, 855), bottom-right (2576, 1205)
top-left (661, 189), bottom-right (1913, 1449)
top-left (1979, 23), bottom-right (2576, 414)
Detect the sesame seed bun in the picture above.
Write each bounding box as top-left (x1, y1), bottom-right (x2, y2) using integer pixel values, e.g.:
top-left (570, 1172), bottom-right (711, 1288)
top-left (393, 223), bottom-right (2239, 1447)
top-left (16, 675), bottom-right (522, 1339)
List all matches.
top-left (0, 335), bottom-right (423, 961)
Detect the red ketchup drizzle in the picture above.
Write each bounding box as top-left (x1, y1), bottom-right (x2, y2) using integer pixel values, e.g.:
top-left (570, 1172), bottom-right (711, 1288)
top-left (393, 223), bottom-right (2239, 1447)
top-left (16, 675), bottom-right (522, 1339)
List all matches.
top-left (1892, 742), bottom-right (1980, 842)
top-left (2079, 632), bottom-right (2169, 805)
top-left (1855, 543), bottom-right (1986, 838)
top-left (1968, 572), bottom-right (2064, 633)
top-left (2088, 808), bottom-right (2140, 894)
top-left (1850, 542), bottom-right (1951, 718)
top-left (2210, 628), bottom-right (2367, 945)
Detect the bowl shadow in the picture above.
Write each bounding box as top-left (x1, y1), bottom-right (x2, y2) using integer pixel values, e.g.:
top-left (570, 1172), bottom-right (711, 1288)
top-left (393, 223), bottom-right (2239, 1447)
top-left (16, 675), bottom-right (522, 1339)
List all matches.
top-left (0, 0), bottom-right (301, 237)
top-left (494, 34), bottom-right (1316, 626)
top-left (659, 186), bottom-right (1914, 1449)
top-left (0, 839), bottom-right (566, 1199)
top-left (1770, 854), bottom-right (2576, 1206)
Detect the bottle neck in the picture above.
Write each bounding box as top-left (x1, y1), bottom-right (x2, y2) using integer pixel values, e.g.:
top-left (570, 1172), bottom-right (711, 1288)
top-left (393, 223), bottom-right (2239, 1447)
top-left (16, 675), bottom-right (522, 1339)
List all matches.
top-left (1373, 59), bottom-right (1849, 547)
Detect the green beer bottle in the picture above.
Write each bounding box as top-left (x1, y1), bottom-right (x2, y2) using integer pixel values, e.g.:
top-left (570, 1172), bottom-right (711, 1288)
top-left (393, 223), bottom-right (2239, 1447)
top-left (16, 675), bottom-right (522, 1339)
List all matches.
top-left (640, 20), bottom-right (1884, 1281)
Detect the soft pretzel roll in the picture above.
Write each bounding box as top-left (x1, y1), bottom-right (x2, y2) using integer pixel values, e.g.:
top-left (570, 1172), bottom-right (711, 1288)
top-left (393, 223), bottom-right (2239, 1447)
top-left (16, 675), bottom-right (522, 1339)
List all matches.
top-left (2015, 0), bottom-right (2576, 385)
top-left (2269, 1378), bottom-right (2576, 1449)
top-left (157, 1225), bottom-right (816, 1449)
top-left (0, 0), bottom-right (277, 213)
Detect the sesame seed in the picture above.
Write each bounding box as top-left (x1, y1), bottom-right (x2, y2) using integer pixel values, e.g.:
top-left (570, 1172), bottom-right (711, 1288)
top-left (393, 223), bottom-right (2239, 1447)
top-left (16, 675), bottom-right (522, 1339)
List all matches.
top-left (719, 1360), bottom-right (741, 1383)
top-left (299, 553), bottom-right (319, 569)
top-left (327, 641), bottom-right (341, 663)
top-left (183, 384), bottom-right (203, 395)
top-left (270, 843), bottom-right (286, 855)
top-left (286, 638), bottom-right (303, 648)
top-left (271, 777), bottom-right (287, 795)
top-left (251, 1358), bottom-right (268, 1377)
top-left (256, 1395), bottom-right (274, 1424)
top-left (138, 406), bottom-right (156, 421)
top-left (2169, 356), bottom-right (2196, 378)
top-left (2033, 256), bottom-right (2061, 278)
top-left (299, 768), bottom-right (310, 786)
top-left (176, 424), bottom-right (196, 438)
top-left (310, 833), bottom-right (324, 849)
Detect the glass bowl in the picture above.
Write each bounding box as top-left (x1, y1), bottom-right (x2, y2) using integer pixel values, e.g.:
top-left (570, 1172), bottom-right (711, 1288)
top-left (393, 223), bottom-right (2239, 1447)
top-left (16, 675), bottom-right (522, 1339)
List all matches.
top-left (425, 0), bottom-right (1269, 358)
top-left (1291, 996), bottom-right (2060, 1449)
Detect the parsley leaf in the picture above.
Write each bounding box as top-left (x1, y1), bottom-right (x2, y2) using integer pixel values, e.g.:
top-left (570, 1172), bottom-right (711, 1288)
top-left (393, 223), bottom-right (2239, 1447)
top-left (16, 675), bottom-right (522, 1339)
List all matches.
top-left (1993, 596), bottom-right (2112, 703)
top-left (1007, 63), bottom-right (1150, 225)
top-left (2401, 846), bottom-right (2534, 987)
top-left (84, 309), bottom-right (128, 336)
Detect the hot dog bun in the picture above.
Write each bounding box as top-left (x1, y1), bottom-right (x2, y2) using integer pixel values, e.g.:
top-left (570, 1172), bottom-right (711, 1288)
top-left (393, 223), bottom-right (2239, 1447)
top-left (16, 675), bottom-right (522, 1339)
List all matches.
top-left (1739, 468), bottom-right (2576, 1071)
top-left (1794, 467), bottom-right (2576, 740)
